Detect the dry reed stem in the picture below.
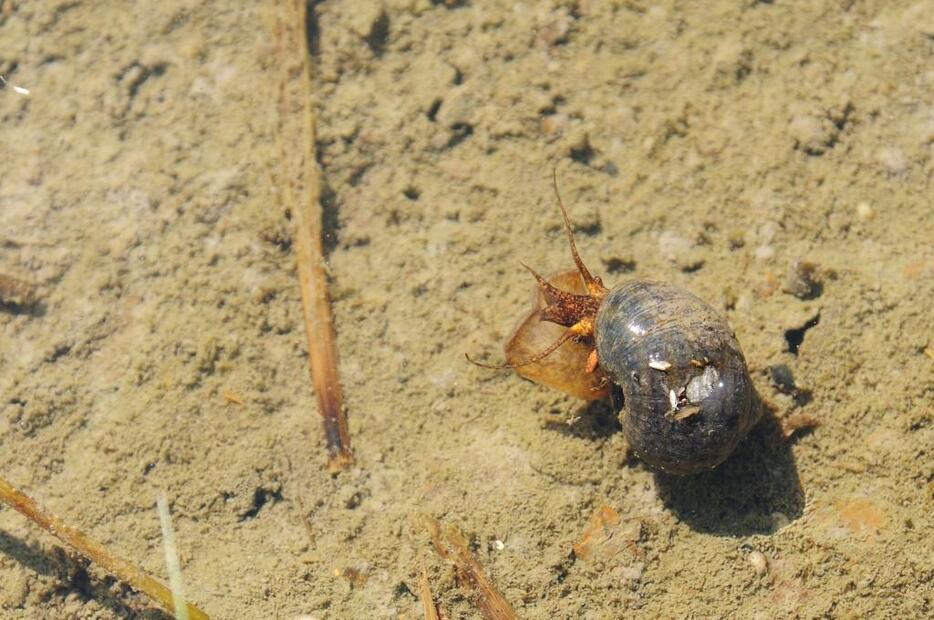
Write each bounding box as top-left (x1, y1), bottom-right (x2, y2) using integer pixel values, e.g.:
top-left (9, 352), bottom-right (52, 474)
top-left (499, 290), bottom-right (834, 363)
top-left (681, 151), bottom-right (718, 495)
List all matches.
top-left (425, 517), bottom-right (517, 620)
top-left (275, 0), bottom-right (353, 473)
top-left (419, 565), bottom-right (442, 620)
top-left (0, 477), bottom-right (209, 620)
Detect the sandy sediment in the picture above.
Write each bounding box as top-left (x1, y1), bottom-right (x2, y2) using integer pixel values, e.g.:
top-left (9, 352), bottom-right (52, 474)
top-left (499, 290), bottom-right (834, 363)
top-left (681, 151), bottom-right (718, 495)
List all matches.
top-left (0, 1), bottom-right (931, 618)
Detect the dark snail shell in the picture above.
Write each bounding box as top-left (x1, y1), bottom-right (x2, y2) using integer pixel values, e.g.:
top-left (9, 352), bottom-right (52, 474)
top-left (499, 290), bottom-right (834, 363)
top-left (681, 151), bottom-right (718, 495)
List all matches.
top-left (595, 280), bottom-right (760, 475)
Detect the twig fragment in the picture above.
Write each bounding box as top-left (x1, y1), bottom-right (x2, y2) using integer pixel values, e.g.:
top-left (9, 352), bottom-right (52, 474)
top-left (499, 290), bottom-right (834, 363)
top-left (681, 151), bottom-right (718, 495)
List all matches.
top-left (0, 476), bottom-right (209, 620)
top-left (275, 0), bottom-right (353, 473)
top-left (424, 517), bottom-right (517, 620)
top-left (780, 412), bottom-right (820, 440)
top-left (0, 74), bottom-right (30, 95)
top-left (419, 566), bottom-right (442, 620)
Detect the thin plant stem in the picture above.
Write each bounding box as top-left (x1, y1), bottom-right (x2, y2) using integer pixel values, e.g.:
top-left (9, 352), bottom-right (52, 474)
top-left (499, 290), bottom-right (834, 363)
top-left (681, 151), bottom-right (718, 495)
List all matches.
top-left (0, 477), bottom-right (209, 620)
top-left (157, 493), bottom-right (190, 620)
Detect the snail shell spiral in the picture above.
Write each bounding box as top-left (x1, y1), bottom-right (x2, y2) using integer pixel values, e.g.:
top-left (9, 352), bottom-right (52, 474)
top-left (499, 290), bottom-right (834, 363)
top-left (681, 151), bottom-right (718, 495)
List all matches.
top-left (595, 280), bottom-right (760, 475)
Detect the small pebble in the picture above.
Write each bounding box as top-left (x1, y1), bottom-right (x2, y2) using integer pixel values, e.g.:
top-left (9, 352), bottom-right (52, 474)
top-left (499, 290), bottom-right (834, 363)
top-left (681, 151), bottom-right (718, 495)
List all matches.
top-left (436, 84), bottom-right (477, 128)
top-left (348, 2), bottom-right (387, 40)
top-left (782, 260), bottom-right (821, 299)
top-left (649, 360), bottom-right (671, 371)
top-left (619, 561), bottom-right (645, 584)
top-left (768, 364), bottom-right (796, 394)
top-left (855, 202), bottom-right (874, 221)
top-left (876, 146), bottom-right (907, 175)
top-left (754, 245), bottom-right (775, 260)
top-left (541, 112), bottom-right (568, 136)
top-left (727, 229), bottom-right (746, 250)
top-left (658, 231), bottom-right (704, 272)
top-left (789, 113), bottom-right (834, 155)
top-left (0, 273), bottom-right (39, 307)
top-left (536, 9), bottom-right (571, 46)
top-left (748, 550), bottom-right (769, 576)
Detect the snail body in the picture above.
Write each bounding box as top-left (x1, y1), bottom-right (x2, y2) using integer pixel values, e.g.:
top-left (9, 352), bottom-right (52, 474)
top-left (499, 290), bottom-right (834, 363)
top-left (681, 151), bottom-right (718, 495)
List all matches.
top-left (474, 173), bottom-right (760, 475)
